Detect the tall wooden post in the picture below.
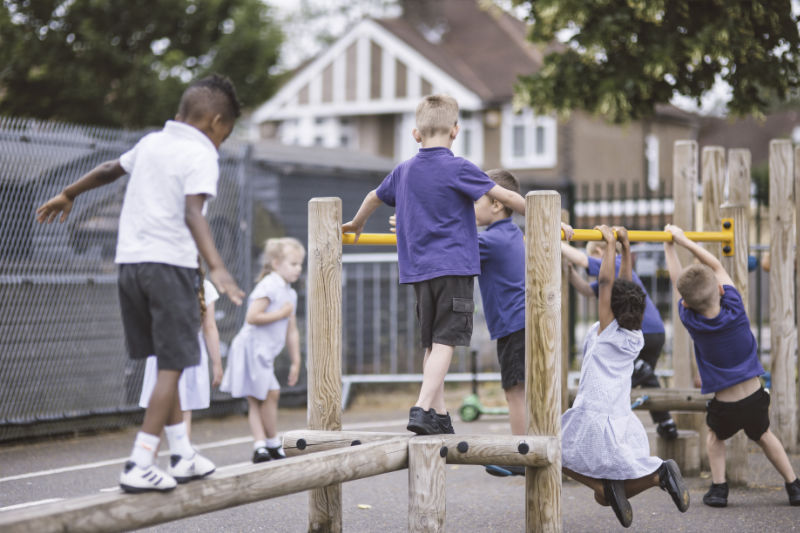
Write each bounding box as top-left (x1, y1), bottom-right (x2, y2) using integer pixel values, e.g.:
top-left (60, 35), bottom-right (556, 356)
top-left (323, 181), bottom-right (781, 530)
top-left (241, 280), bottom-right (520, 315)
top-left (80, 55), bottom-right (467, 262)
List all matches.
top-left (701, 147), bottom-right (725, 257)
top-left (770, 141), bottom-right (798, 451)
top-left (672, 141), bottom-right (698, 389)
top-left (561, 208), bottom-right (570, 414)
top-left (408, 437), bottom-right (447, 532)
top-left (796, 145), bottom-right (800, 450)
top-left (525, 191), bottom-right (562, 533)
top-left (719, 203), bottom-right (750, 484)
top-left (307, 198), bottom-right (344, 532)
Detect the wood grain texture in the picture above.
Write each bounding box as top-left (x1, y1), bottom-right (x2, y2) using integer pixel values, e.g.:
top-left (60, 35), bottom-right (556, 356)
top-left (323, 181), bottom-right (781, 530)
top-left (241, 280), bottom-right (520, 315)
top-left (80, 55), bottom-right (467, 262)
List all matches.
top-left (561, 209), bottom-right (570, 414)
top-left (727, 149), bottom-right (751, 205)
top-left (0, 438), bottom-right (410, 533)
top-left (770, 141), bottom-right (798, 451)
top-left (525, 191), bottom-right (562, 532)
top-left (439, 434), bottom-right (558, 466)
top-left (796, 145), bottom-right (800, 450)
top-left (283, 430), bottom-right (408, 456)
top-left (701, 146), bottom-right (725, 258)
top-left (408, 437), bottom-right (447, 533)
top-left (567, 387), bottom-right (712, 411)
top-left (307, 197), bottom-right (344, 532)
top-left (672, 141), bottom-right (698, 389)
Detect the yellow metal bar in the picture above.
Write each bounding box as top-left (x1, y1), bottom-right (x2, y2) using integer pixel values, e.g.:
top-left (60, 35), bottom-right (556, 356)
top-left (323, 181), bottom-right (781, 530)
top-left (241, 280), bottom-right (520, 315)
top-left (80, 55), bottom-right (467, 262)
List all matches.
top-left (343, 219), bottom-right (734, 255)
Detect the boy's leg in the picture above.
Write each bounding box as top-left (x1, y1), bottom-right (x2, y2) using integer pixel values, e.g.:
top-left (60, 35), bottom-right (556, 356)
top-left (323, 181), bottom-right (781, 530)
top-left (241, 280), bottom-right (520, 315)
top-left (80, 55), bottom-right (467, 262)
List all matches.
top-left (504, 383), bottom-right (526, 435)
top-left (756, 429), bottom-right (797, 482)
top-left (141, 369), bottom-right (182, 435)
top-left (416, 343), bottom-right (454, 413)
top-left (707, 429), bottom-right (727, 483)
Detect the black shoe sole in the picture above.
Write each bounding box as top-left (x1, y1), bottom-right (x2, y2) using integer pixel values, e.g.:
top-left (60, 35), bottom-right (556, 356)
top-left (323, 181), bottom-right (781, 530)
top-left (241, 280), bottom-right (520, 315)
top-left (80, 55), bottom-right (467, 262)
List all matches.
top-left (702, 498), bottom-right (728, 508)
top-left (406, 422), bottom-right (439, 435)
top-left (603, 479), bottom-right (633, 528)
top-left (660, 460), bottom-right (690, 512)
top-left (173, 468), bottom-right (215, 484)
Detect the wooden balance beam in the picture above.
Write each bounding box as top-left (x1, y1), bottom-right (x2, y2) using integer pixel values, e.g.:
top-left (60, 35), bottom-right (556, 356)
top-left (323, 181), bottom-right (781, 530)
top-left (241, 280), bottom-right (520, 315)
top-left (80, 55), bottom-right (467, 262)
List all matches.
top-left (566, 388), bottom-right (712, 412)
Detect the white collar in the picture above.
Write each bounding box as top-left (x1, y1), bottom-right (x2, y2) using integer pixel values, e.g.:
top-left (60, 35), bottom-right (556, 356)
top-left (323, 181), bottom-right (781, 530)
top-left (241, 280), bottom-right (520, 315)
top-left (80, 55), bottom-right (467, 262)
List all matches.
top-left (163, 120), bottom-right (217, 154)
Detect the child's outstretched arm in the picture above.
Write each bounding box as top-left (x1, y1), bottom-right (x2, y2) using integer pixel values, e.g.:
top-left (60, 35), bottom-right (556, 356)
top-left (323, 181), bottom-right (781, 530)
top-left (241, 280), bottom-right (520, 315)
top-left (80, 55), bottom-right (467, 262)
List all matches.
top-left (246, 297), bottom-right (294, 326)
top-left (596, 225), bottom-right (616, 332)
top-left (342, 189), bottom-right (383, 242)
top-left (202, 300), bottom-right (223, 388)
top-left (665, 224), bottom-right (734, 287)
top-left (36, 159), bottom-right (126, 223)
top-left (286, 313), bottom-right (301, 387)
top-left (568, 264), bottom-right (595, 298)
top-left (614, 227), bottom-right (632, 281)
top-left (486, 185), bottom-right (574, 238)
top-left (186, 194), bottom-right (244, 305)
top-left (561, 241), bottom-right (589, 269)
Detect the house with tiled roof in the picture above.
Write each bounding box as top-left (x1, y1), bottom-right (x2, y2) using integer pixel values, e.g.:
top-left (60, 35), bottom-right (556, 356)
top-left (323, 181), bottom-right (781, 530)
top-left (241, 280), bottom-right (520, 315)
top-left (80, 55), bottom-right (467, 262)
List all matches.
top-left (251, 0), bottom-right (698, 198)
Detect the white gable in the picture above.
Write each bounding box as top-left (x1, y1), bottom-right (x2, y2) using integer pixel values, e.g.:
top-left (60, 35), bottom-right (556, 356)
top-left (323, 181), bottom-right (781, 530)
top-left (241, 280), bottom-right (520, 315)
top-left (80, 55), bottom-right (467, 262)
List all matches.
top-left (252, 18), bottom-right (483, 125)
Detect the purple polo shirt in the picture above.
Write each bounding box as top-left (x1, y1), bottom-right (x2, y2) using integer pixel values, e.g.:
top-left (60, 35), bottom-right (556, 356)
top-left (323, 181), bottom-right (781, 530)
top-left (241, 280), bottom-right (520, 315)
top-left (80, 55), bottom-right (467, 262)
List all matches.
top-left (376, 147), bottom-right (494, 283)
top-left (678, 285), bottom-right (764, 394)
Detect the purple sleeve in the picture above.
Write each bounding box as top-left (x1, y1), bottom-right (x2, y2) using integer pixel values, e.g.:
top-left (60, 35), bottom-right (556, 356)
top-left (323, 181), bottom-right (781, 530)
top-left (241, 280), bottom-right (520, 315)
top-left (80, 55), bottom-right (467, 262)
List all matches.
top-left (586, 256), bottom-right (601, 276)
top-left (457, 160), bottom-right (494, 201)
top-left (375, 170), bottom-right (396, 207)
top-left (478, 231), bottom-right (491, 263)
top-left (721, 285), bottom-right (745, 315)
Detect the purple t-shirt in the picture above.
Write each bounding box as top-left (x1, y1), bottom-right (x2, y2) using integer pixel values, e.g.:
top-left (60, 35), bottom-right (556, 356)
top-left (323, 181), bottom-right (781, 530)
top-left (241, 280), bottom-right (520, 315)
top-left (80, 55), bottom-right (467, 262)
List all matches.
top-left (587, 256), bottom-right (665, 334)
top-left (478, 218), bottom-right (526, 340)
top-left (678, 285), bottom-right (764, 394)
top-left (376, 147), bottom-right (494, 283)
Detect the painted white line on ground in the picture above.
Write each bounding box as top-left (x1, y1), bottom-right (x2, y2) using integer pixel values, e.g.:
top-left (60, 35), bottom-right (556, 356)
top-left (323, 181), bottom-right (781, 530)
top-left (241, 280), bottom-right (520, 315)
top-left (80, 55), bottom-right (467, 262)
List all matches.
top-left (98, 487), bottom-right (120, 493)
top-left (0, 419), bottom-right (409, 484)
top-left (0, 498), bottom-right (63, 512)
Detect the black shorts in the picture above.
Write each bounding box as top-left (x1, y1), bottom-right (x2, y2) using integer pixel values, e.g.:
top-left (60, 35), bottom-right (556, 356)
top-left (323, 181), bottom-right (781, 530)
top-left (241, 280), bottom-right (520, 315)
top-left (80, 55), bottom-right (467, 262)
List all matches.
top-left (496, 328), bottom-right (525, 390)
top-left (118, 263), bottom-right (201, 371)
top-left (706, 387), bottom-right (770, 441)
top-left (413, 276), bottom-right (474, 348)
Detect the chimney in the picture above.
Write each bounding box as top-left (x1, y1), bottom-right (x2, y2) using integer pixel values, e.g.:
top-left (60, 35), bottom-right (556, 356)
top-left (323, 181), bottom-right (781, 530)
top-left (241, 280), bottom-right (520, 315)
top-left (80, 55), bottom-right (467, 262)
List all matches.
top-left (401, 0), bottom-right (448, 44)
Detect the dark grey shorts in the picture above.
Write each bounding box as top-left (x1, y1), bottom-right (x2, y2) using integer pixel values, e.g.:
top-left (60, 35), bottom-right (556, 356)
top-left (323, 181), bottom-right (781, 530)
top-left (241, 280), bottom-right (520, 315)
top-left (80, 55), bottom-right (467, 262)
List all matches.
top-left (118, 263), bottom-right (201, 371)
top-left (413, 276), bottom-right (474, 349)
top-left (497, 328), bottom-right (525, 390)
top-left (706, 387), bottom-right (770, 441)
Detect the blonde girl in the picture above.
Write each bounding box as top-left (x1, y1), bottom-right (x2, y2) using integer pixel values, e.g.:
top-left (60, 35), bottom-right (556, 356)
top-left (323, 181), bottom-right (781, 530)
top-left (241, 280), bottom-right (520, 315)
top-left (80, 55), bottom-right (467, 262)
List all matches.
top-left (221, 237), bottom-right (304, 462)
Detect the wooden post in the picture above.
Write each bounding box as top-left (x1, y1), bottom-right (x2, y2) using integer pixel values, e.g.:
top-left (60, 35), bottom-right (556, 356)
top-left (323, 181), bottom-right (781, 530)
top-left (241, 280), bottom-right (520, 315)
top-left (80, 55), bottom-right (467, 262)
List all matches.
top-left (796, 145), bottom-right (800, 450)
top-left (672, 141), bottom-right (697, 390)
top-left (408, 437), bottom-right (447, 532)
top-left (561, 208), bottom-right (570, 414)
top-left (720, 203), bottom-right (751, 483)
top-left (727, 149), bottom-right (751, 205)
top-left (307, 197), bottom-right (344, 533)
top-left (769, 140), bottom-right (798, 451)
top-left (525, 191), bottom-right (562, 533)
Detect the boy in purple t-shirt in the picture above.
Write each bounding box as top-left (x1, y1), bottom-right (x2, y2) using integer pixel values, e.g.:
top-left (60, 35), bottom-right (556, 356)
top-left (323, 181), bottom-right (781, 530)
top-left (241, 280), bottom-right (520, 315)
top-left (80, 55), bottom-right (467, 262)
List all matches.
top-left (664, 224), bottom-right (799, 508)
top-left (343, 95), bottom-right (528, 435)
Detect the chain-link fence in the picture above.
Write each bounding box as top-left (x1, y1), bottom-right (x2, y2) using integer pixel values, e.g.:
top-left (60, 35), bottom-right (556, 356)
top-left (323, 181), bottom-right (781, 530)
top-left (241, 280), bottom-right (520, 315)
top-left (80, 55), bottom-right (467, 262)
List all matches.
top-left (0, 117), bottom-right (251, 441)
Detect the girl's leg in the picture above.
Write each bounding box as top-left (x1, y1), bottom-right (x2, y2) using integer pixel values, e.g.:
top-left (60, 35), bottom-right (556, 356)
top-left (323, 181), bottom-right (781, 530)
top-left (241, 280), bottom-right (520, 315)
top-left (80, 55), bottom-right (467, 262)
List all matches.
top-left (416, 343), bottom-right (454, 413)
top-left (623, 471), bottom-right (660, 498)
top-left (260, 389), bottom-right (281, 439)
top-left (504, 383), bottom-right (526, 435)
top-left (247, 396), bottom-right (267, 442)
top-left (707, 429), bottom-right (727, 483)
top-left (182, 411), bottom-right (192, 439)
top-left (563, 467), bottom-right (606, 503)
top-left (756, 429), bottom-right (797, 482)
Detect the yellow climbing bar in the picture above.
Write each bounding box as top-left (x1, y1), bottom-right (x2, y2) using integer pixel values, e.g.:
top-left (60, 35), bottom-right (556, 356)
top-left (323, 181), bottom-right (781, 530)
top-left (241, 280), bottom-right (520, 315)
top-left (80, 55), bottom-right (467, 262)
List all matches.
top-left (342, 219), bottom-right (735, 256)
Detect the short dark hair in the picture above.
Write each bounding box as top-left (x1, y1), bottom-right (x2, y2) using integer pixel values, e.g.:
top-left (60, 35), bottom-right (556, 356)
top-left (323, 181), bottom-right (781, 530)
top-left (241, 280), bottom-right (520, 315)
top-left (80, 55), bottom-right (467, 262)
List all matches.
top-left (486, 168), bottom-right (520, 216)
top-left (178, 74), bottom-right (241, 123)
top-left (611, 279), bottom-right (645, 330)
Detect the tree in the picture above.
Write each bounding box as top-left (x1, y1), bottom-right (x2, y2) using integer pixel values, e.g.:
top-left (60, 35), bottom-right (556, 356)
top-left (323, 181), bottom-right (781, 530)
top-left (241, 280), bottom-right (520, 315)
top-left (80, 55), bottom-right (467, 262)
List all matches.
top-left (511, 0), bottom-right (800, 122)
top-left (0, 0), bottom-right (283, 128)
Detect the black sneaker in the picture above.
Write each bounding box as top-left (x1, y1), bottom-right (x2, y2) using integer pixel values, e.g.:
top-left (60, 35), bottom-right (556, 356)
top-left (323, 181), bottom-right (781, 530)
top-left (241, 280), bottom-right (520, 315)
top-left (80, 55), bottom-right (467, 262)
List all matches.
top-left (436, 412), bottom-right (455, 434)
top-left (267, 446), bottom-right (287, 460)
top-left (631, 359), bottom-right (656, 388)
top-left (407, 406), bottom-right (440, 435)
top-left (786, 478), bottom-right (800, 506)
top-left (658, 459), bottom-right (690, 512)
top-left (603, 479), bottom-right (633, 528)
top-left (657, 419), bottom-right (679, 441)
top-left (703, 482), bottom-right (728, 507)
top-left (252, 446), bottom-right (271, 463)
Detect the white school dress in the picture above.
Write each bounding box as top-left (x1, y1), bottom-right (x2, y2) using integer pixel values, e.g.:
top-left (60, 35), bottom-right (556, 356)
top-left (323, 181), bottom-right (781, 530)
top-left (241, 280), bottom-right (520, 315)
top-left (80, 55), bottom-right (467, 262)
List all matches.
top-left (139, 280), bottom-right (219, 411)
top-left (561, 319), bottom-right (663, 480)
top-left (220, 272), bottom-right (296, 401)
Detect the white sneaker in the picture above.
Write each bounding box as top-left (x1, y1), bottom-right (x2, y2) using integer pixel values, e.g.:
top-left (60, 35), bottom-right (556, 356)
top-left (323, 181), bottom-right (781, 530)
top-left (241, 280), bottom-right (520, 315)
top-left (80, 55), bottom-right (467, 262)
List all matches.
top-left (120, 461), bottom-right (177, 493)
top-left (168, 452), bottom-right (216, 483)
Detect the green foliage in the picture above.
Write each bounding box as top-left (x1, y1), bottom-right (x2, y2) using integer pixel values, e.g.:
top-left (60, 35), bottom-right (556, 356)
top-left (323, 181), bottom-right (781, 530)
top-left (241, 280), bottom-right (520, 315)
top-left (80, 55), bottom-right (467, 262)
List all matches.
top-left (0, 0), bottom-right (283, 128)
top-left (512, 0), bottom-right (800, 122)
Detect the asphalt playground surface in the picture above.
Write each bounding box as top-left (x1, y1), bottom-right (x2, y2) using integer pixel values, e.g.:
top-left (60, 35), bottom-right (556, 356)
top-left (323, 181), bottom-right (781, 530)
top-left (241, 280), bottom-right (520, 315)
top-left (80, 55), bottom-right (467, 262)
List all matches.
top-left (1, 398), bottom-right (799, 532)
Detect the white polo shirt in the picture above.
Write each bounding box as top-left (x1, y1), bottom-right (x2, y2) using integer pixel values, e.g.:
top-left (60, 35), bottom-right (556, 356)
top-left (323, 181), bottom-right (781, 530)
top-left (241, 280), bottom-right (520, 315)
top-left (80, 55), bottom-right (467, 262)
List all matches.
top-left (116, 120), bottom-right (219, 268)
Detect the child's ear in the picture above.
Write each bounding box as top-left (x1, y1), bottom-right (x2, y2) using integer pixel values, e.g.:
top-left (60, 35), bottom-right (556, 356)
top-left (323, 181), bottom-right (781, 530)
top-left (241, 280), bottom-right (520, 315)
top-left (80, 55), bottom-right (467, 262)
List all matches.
top-left (412, 128), bottom-right (422, 143)
top-left (450, 124), bottom-right (459, 139)
top-left (718, 284), bottom-right (724, 296)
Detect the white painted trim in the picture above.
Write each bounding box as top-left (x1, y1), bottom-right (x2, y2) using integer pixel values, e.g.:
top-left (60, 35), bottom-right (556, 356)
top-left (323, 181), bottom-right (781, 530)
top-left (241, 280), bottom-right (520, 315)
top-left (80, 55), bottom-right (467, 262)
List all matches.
top-left (357, 35), bottom-right (370, 101)
top-left (500, 104), bottom-right (557, 169)
top-left (309, 74), bottom-right (322, 105)
top-left (252, 18), bottom-right (483, 124)
top-left (381, 47), bottom-right (395, 100)
top-left (333, 53), bottom-right (346, 103)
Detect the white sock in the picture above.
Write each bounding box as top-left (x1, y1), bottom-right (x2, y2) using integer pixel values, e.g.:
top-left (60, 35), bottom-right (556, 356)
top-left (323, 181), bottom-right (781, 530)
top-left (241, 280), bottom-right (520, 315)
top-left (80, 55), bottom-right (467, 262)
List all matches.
top-left (164, 422), bottom-right (194, 458)
top-left (130, 432), bottom-right (160, 467)
top-left (253, 439), bottom-right (267, 450)
top-left (265, 436), bottom-right (282, 449)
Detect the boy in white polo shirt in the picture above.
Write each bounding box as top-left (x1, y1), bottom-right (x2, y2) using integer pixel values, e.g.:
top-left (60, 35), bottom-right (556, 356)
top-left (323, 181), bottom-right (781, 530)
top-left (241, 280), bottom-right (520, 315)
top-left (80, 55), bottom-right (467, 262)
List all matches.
top-left (36, 74), bottom-right (245, 493)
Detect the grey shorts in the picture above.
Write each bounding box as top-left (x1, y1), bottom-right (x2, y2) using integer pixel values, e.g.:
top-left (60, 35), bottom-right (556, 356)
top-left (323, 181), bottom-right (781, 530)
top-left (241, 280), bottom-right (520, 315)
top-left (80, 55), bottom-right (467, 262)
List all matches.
top-left (497, 328), bottom-right (525, 390)
top-left (118, 263), bottom-right (201, 371)
top-left (413, 276), bottom-right (474, 348)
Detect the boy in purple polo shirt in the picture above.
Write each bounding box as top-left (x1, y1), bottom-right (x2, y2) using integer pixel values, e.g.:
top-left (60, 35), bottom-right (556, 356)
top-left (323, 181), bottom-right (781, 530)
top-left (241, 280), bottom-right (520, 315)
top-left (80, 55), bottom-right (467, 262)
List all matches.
top-left (664, 224), bottom-right (799, 508)
top-left (343, 95), bottom-right (529, 435)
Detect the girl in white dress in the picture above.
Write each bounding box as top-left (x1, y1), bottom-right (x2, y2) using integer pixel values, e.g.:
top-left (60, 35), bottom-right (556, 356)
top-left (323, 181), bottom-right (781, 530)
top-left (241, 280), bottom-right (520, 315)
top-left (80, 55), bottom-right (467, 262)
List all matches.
top-left (139, 276), bottom-right (223, 437)
top-left (561, 226), bottom-right (689, 528)
top-left (221, 237), bottom-right (303, 463)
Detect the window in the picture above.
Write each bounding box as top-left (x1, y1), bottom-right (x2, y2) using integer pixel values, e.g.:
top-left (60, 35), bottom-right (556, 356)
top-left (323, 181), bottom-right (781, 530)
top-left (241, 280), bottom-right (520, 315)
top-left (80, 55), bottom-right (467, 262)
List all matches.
top-left (462, 129), bottom-right (472, 157)
top-left (501, 105), bottom-right (557, 169)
